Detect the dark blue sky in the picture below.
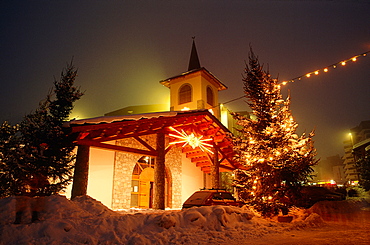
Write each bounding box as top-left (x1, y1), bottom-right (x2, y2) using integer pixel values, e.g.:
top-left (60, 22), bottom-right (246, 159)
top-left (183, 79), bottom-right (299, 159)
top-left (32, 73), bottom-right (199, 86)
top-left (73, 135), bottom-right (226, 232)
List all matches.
top-left (1, 0), bottom-right (369, 159)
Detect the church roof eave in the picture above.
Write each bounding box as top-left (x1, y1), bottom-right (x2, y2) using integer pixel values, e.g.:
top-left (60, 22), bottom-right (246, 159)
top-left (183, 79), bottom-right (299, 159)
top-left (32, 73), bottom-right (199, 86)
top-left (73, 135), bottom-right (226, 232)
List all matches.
top-left (159, 67), bottom-right (228, 91)
top-left (65, 109), bottom-right (242, 172)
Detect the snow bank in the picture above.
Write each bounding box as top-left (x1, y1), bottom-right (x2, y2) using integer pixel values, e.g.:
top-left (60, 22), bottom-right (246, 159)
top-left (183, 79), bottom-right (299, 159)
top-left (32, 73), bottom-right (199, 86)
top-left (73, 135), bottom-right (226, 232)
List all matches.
top-left (307, 199), bottom-right (370, 222)
top-left (0, 195), bottom-right (367, 245)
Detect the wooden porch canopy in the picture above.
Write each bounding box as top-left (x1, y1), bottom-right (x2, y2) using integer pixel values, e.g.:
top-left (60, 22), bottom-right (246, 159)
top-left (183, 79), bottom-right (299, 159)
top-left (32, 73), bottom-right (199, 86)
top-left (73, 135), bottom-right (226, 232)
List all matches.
top-left (66, 109), bottom-right (240, 173)
top-left (66, 109), bottom-right (241, 209)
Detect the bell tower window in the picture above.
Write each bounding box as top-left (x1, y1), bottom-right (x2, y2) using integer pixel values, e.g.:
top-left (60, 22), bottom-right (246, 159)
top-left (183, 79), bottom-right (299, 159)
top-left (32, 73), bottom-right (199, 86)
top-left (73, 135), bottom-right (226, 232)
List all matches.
top-left (206, 86), bottom-right (214, 106)
top-left (179, 84), bottom-right (192, 105)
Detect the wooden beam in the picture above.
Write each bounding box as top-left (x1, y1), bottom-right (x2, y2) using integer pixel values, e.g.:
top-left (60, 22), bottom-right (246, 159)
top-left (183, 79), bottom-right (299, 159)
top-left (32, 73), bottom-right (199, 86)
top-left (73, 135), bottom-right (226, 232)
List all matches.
top-left (196, 162), bottom-right (210, 167)
top-left (76, 140), bottom-right (157, 157)
top-left (186, 151), bottom-right (206, 158)
top-left (201, 166), bottom-right (211, 173)
top-left (154, 132), bottom-right (166, 210)
top-left (219, 164), bottom-right (235, 172)
top-left (211, 141), bottom-right (220, 189)
top-left (71, 145), bottom-right (90, 199)
top-left (134, 136), bottom-right (156, 152)
top-left (191, 155), bottom-right (209, 162)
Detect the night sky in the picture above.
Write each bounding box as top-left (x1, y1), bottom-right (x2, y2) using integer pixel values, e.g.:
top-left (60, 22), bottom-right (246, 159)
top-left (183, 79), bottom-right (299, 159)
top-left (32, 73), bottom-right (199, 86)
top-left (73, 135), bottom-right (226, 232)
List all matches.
top-left (1, 1), bottom-right (369, 160)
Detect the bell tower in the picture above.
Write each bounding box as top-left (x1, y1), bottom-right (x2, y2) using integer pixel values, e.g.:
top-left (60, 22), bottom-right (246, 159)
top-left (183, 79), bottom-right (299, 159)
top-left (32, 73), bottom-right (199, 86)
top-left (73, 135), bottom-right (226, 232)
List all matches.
top-left (159, 38), bottom-right (227, 119)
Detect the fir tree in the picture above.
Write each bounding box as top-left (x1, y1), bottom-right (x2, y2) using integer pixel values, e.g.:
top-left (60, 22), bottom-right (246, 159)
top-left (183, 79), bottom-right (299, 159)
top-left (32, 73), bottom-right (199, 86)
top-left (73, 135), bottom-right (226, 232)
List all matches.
top-left (0, 62), bottom-right (83, 197)
top-left (356, 152), bottom-right (370, 191)
top-left (0, 122), bottom-right (24, 197)
top-left (232, 49), bottom-right (318, 216)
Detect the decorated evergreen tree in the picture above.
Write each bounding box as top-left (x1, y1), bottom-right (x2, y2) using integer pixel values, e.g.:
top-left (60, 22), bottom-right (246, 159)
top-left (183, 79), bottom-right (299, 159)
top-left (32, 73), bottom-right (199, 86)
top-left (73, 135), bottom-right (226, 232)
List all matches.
top-left (356, 152), bottom-right (370, 191)
top-left (0, 62), bottom-right (83, 197)
top-left (232, 49), bottom-right (318, 216)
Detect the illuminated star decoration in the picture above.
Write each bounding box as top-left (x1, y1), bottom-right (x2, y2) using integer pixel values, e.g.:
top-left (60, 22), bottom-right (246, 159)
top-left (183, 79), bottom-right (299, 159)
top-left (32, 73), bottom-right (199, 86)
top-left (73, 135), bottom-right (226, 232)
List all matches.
top-left (168, 126), bottom-right (214, 154)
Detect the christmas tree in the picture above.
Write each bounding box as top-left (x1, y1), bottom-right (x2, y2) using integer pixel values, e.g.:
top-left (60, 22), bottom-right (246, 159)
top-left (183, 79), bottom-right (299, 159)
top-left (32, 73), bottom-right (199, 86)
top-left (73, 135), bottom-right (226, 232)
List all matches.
top-left (0, 62), bottom-right (83, 197)
top-left (232, 49), bottom-right (318, 216)
top-left (356, 151), bottom-right (370, 191)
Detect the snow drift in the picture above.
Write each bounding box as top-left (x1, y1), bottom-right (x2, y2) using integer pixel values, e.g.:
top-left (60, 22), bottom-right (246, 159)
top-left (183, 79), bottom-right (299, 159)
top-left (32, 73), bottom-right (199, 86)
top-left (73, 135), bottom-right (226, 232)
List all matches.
top-left (0, 195), bottom-right (369, 245)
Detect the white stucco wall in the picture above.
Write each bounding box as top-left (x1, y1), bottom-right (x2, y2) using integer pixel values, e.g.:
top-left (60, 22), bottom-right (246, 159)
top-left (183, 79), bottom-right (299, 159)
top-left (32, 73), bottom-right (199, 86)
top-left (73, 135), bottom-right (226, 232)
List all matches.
top-left (63, 146), bottom-right (115, 208)
top-left (181, 154), bottom-right (204, 204)
top-left (87, 147), bottom-right (115, 208)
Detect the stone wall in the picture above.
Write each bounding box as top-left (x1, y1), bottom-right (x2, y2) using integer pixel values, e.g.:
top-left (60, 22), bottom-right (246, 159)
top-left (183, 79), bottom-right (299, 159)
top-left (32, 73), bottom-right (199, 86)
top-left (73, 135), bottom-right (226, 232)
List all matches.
top-left (165, 145), bottom-right (182, 208)
top-left (111, 134), bottom-right (183, 209)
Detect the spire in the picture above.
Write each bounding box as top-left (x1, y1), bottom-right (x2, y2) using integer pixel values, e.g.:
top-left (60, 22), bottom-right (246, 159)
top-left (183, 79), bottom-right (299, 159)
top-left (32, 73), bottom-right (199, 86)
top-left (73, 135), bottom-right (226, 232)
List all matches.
top-left (188, 37), bottom-right (201, 71)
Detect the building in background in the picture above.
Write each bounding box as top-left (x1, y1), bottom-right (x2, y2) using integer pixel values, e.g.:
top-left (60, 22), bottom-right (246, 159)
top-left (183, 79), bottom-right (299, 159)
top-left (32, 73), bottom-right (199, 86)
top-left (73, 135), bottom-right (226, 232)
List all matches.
top-left (343, 137), bottom-right (357, 184)
top-left (343, 120), bottom-right (370, 184)
top-left (313, 155), bottom-right (345, 186)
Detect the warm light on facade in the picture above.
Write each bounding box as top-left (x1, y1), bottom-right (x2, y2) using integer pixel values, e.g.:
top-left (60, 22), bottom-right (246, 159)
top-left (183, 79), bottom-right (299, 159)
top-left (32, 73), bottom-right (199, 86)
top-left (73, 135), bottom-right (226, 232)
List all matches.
top-left (220, 104), bottom-right (229, 128)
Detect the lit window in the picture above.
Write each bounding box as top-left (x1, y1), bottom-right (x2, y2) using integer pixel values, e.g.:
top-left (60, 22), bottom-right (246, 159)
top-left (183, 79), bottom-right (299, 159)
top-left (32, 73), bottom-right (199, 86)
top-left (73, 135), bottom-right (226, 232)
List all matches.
top-left (179, 84), bottom-right (192, 105)
top-left (206, 86), bottom-right (214, 106)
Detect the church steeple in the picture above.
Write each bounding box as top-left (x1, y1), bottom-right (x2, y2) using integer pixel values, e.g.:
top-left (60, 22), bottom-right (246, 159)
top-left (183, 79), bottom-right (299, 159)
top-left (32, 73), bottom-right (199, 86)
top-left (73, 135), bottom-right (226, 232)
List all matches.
top-left (188, 37), bottom-right (201, 71)
top-left (160, 38), bottom-right (227, 118)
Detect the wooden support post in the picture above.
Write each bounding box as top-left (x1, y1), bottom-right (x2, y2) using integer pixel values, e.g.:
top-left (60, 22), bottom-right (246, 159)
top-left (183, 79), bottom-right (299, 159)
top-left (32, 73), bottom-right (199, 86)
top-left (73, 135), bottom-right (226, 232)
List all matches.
top-left (71, 145), bottom-right (90, 199)
top-left (211, 142), bottom-right (220, 189)
top-left (154, 132), bottom-right (166, 209)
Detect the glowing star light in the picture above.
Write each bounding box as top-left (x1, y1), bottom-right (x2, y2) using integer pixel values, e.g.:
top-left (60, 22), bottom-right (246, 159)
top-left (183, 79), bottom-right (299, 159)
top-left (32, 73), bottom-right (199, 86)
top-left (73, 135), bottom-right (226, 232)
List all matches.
top-left (169, 126), bottom-right (213, 154)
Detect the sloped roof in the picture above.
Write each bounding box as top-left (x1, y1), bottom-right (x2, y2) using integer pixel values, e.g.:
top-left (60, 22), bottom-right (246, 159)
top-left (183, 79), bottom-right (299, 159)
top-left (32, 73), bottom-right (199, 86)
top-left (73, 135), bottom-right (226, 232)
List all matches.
top-left (188, 39), bottom-right (201, 71)
top-left (66, 109), bottom-right (240, 173)
top-left (65, 111), bottom-right (178, 126)
top-left (159, 67), bottom-right (228, 91)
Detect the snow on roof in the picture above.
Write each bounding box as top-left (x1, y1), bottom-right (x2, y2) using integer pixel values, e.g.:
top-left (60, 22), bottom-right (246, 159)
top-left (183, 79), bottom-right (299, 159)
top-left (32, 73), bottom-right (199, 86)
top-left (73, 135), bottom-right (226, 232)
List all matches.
top-left (65, 110), bottom-right (189, 127)
top-left (159, 67), bottom-right (228, 91)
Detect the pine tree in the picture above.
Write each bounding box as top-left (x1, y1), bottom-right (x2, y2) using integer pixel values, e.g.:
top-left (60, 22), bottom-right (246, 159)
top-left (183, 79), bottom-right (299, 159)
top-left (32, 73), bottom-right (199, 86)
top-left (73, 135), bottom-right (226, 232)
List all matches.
top-left (232, 49), bottom-right (318, 216)
top-left (0, 122), bottom-right (24, 196)
top-left (0, 62), bottom-right (83, 197)
top-left (356, 152), bottom-right (370, 191)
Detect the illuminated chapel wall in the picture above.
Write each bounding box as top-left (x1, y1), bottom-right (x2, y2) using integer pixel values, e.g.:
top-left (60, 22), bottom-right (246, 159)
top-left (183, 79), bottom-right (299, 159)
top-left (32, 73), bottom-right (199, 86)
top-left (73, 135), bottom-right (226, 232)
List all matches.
top-left (169, 71), bottom-right (221, 118)
top-left (111, 135), bottom-right (183, 210)
top-left (87, 147), bottom-right (115, 208)
top-left (181, 154), bottom-right (204, 203)
top-left (63, 147), bottom-right (115, 208)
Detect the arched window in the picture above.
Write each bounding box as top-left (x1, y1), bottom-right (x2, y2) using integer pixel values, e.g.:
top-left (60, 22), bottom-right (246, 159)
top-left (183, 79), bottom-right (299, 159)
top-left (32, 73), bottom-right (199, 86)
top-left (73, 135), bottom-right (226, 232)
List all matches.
top-left (131, 156), bottom-right (170, 208)
top-left (179, 84), bottom-right (192, 105)
top-left (206, 86), bottom-right (214, 106)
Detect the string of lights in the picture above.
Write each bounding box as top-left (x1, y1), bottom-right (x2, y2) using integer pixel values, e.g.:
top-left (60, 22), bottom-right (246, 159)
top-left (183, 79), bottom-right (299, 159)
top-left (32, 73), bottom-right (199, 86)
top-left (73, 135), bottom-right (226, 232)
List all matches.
top-left (280, 50), bottom-right (369, 86)
top-left (220, 50), bottom-right (369, 106)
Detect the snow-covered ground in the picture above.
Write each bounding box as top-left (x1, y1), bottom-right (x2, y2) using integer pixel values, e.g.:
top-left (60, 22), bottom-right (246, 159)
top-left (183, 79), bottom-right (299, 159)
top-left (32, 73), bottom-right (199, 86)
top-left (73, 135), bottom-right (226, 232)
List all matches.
top-left (0, 194), bottom-right (369, 245)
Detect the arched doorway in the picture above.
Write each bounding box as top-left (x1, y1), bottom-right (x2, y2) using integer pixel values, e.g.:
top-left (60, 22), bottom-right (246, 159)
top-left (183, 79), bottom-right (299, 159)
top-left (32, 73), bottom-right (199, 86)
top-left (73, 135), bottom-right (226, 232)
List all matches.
top-left (130, 156), bottom-right (171, 208)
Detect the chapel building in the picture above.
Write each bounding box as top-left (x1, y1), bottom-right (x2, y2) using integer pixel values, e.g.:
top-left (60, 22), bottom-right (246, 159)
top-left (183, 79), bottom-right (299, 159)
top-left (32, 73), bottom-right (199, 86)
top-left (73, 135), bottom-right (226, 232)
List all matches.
top-left (66, 39), bottom-right (241, 210)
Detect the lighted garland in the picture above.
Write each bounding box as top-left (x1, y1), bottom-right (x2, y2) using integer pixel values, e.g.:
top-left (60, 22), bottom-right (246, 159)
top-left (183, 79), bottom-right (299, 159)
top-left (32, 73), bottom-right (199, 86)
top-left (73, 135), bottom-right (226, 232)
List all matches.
top-left (281, 50), bottom-right (369, 85)
top-left (219, 50), bottom-right (369, 106)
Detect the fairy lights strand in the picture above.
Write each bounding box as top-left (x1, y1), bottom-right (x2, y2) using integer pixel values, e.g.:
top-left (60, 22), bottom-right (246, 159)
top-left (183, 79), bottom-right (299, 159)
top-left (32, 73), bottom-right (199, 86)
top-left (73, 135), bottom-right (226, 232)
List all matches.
top-left (219, 50), bottom-right (369, 106)
top-left (280, 50), bottom-right (369, 85)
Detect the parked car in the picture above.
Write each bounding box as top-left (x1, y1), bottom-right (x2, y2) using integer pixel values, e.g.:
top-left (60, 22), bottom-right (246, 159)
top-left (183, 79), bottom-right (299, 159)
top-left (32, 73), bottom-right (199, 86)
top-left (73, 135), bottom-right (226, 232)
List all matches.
top-left (182, 189), bottom-right (244, 209)
top-left (298, 186), bottom-right (346, 208)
